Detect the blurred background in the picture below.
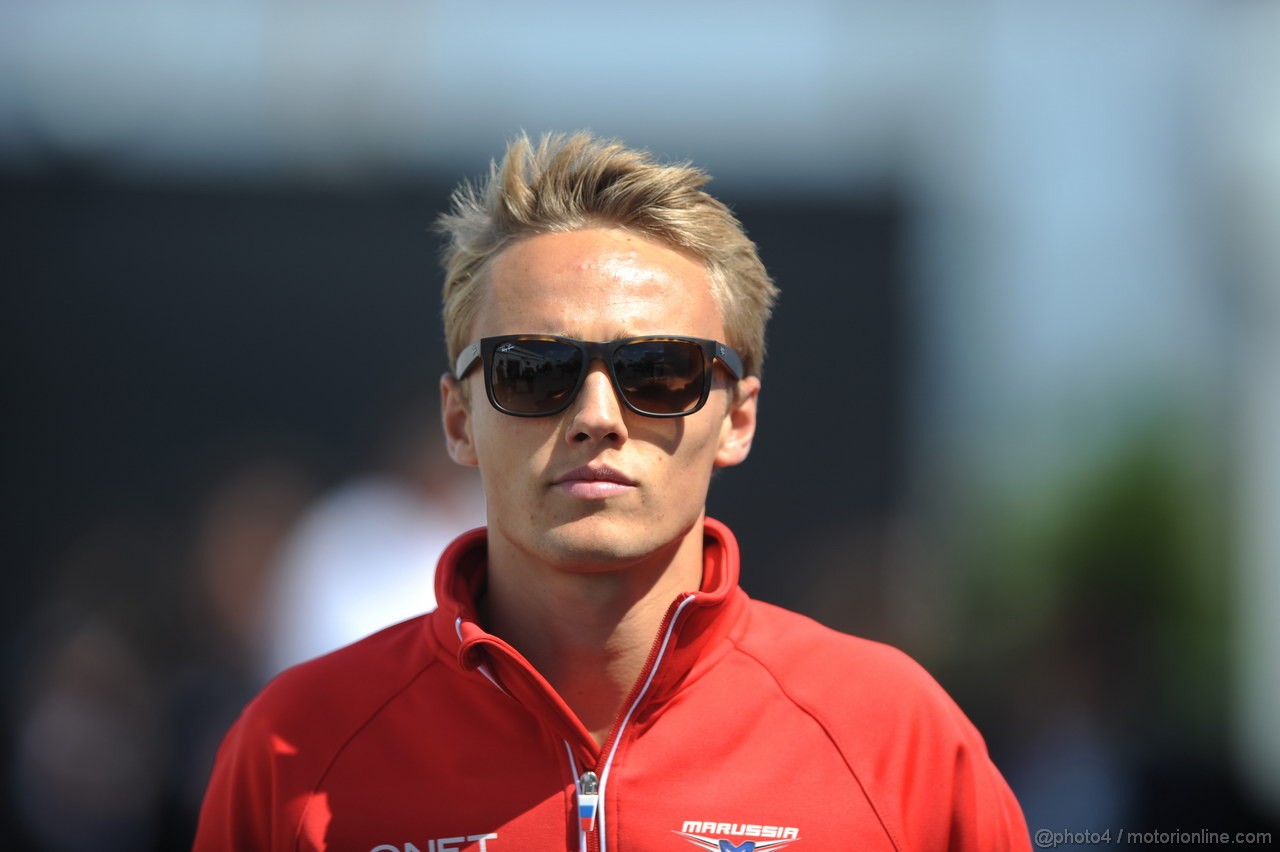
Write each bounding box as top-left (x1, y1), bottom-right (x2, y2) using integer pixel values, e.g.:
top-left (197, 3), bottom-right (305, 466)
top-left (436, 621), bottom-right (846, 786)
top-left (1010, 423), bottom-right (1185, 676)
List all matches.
top-left (3, 1), bottom-right (1278, 849)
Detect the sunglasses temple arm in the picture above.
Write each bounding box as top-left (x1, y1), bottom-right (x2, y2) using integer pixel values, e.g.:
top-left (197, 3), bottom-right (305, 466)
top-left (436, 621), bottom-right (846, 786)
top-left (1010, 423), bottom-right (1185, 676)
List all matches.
top-left (715, 342), bottom-right (744, 379)
top-left (454, 341), bottom-right (483, 380)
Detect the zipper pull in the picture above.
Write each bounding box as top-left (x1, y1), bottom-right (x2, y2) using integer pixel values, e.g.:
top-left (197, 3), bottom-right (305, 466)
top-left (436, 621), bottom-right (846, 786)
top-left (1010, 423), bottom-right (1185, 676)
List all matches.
top-left (577, 770), bottom-right (600, 833)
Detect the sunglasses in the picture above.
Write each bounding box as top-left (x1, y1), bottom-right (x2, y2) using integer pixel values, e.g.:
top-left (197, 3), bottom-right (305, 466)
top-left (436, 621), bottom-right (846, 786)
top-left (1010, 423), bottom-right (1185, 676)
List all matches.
top-left (453, 334), bottom-right (745, 418)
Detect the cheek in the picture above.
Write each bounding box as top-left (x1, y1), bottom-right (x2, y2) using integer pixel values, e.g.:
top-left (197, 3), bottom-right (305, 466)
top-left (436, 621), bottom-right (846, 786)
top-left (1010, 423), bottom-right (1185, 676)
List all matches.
top-left (664, 419), bottom-right (725, 477)
top-left (472, 412), bottom-right (557, 478)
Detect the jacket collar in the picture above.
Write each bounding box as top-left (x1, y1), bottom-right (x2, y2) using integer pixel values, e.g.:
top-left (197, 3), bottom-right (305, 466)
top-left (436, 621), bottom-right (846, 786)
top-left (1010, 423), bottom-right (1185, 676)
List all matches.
top-left (427, 518), bottom-right (749, 721)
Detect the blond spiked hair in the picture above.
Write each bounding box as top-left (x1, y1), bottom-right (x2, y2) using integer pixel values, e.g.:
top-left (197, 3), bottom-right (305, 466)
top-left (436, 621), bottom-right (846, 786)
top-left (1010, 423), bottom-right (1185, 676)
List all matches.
top-left (436, 132), bottom-right (778, 377)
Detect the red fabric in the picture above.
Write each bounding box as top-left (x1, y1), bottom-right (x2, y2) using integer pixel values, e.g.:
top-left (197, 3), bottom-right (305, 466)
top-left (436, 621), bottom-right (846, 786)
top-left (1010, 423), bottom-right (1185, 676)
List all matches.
top-left (193, 518), bottom-right (1030, 851)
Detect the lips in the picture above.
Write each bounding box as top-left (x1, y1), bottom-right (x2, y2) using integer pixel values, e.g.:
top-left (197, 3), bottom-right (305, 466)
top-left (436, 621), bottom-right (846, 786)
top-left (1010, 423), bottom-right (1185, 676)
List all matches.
top-left (552, 465), bottom-right (637, 499)
top-left (554, 465), bottom-right (636, 486)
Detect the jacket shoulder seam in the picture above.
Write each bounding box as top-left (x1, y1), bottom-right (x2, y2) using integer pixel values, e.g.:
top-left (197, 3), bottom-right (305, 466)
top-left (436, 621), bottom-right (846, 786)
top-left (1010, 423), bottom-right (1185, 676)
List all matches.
top-left (291, 655), bottom-right (443, 848)
top-left (727, 638), bottom-right (903, 852)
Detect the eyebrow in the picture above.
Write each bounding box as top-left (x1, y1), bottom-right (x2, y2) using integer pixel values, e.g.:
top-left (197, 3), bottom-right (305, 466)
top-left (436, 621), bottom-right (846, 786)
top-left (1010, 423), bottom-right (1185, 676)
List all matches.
top-left (529, 328), bottom-right (650, 341)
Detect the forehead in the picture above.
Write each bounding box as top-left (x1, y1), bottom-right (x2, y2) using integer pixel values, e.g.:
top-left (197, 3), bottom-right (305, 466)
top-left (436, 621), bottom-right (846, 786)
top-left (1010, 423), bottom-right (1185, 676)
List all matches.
top-left (473, 228), bottom-right (723, 340)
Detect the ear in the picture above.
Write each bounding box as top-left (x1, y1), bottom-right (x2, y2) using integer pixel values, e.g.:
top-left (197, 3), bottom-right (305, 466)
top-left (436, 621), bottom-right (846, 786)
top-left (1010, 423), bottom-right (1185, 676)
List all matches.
top-left (440, 373), bottom-right (479, 467)
top-left (714, 375), bottom-right (760, 468)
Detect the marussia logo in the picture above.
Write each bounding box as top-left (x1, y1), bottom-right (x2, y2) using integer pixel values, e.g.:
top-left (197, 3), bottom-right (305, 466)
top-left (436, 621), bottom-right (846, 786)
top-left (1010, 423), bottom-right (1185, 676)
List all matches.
top-left (676, 836), bottom-right (798, 852)
top-left (675, 821), bottom-right (800, 852)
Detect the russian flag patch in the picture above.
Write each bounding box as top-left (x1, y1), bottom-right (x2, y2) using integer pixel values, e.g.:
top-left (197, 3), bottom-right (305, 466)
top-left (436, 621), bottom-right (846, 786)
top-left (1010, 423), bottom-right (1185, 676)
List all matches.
top-left (578, 792), bottom-right (599, 832)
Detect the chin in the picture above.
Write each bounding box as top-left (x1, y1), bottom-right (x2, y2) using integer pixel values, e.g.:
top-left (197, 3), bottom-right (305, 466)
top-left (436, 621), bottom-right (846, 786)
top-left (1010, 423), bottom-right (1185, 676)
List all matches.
top-left (539, 514), bottom-right (686, 572)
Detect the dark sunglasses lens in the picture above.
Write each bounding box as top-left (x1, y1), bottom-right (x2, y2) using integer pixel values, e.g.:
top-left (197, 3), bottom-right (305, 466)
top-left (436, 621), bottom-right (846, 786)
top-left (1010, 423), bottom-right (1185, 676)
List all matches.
top-left (613, 340), bottom-right (706, 414)
top-left (490, 339), bottom-right (583, 413)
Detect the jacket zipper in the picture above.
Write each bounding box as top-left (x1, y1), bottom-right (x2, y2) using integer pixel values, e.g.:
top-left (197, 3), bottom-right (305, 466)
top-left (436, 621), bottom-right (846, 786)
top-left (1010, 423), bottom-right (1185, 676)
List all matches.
top-left (464, 601), bottom-right (698, 851)
top-left (564, 746), bottom-right (598, 852)
top-left (581, 767), bottom-right (599, 844)
top-left (573, 595), bottom-right (698, 852)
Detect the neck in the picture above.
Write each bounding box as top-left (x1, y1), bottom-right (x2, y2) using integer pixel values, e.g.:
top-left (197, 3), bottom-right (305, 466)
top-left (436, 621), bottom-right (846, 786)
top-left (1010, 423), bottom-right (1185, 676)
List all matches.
top-left (482, 519), bottom-right (706, 746)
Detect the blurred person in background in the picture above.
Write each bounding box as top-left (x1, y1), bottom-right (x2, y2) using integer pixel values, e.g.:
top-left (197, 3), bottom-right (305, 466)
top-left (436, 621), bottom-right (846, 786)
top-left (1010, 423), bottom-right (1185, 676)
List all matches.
top-left (193, 133), bottom-right (1030, 851)
top-left (167, 452), bottom-right (316, 841)
top-left (259, 385), bottom-right (484, 679)
top-left (9, 453), bottom-right (312, 852)
top-left (8, 521), bottom-right (172, 852)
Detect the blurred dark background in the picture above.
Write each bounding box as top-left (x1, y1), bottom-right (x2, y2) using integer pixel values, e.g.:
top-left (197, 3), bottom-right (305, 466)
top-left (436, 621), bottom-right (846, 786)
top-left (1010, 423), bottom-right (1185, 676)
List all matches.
top-left (3, 1), bottom-right (1279, 850)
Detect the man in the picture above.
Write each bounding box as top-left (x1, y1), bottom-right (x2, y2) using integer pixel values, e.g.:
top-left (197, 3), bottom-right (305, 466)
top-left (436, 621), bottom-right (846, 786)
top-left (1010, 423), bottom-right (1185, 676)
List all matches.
top-left (194, 133), bottom-right (1030, 851)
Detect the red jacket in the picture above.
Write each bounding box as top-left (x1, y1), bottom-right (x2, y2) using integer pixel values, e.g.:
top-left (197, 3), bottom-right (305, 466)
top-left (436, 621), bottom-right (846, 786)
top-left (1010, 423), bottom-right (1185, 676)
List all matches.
top-left (194, 518), bottom-right (1029, 852)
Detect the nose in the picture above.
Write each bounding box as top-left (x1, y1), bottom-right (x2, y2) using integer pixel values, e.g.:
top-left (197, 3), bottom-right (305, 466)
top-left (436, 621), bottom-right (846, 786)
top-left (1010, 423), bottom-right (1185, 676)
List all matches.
top-left (565, 360), bottom-right (628, 445)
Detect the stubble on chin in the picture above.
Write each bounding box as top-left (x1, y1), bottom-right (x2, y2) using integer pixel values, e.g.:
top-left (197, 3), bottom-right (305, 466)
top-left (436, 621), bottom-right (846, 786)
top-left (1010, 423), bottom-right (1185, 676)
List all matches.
top-left (530, 512), bottom-right (689, 574)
